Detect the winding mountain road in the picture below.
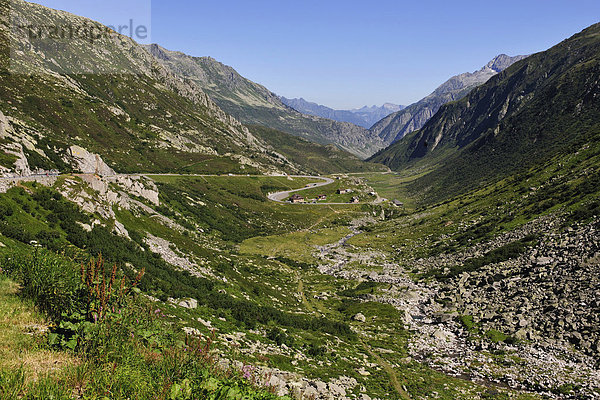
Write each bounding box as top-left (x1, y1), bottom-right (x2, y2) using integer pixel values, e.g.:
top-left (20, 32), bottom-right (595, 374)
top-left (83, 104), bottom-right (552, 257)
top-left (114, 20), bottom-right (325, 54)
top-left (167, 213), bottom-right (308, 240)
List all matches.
top-left (1, 172), bottom-right (366, 205)
top-left (267, 175), bottom-right (335, 203)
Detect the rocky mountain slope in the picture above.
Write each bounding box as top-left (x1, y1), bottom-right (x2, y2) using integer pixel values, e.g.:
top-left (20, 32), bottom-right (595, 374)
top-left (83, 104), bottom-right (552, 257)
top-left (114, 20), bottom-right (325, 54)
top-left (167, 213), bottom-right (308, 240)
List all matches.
top-left (0, 0), bottom-right (297, 177)
top-left (370, 54), bottom-right (527, 145)
top-left (144, 44), bottom-right (385, 158)
top-left (279, 97), bottom-right (403, 128)
top-left (370, 23), bottom-right (600, 202)
top-left (338, 139), bottom-right (600, 397)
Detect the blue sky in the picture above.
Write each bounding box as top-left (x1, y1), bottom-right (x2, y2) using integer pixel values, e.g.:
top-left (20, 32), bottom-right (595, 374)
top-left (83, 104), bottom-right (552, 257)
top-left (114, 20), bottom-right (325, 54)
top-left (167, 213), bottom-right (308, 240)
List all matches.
top-left (28, 0), bottom-right (600, 109)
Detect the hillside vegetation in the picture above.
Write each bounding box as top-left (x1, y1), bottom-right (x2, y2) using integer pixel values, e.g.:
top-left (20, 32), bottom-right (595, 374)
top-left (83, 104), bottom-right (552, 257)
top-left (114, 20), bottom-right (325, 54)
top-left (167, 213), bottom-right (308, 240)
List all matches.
top-left (247, 125), bottom-right (387, 175)
top-left (1, 1), bottom-right (599, 399)
top-left (0, 251), bottom-right (290, 400)
top-left (0, 172), bottom-right (549, 399)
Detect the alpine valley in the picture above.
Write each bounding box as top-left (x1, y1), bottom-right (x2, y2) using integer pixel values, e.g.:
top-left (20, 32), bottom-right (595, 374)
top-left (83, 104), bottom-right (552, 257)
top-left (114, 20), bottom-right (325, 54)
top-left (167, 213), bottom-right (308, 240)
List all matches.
top-left (0, 1), bottom-right (599, 400)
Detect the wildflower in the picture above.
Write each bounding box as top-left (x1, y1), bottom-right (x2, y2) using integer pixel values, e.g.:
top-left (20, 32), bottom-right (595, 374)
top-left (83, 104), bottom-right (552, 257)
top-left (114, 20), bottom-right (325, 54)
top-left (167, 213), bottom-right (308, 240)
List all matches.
top-left (242, 365), bottom-right (253, 380)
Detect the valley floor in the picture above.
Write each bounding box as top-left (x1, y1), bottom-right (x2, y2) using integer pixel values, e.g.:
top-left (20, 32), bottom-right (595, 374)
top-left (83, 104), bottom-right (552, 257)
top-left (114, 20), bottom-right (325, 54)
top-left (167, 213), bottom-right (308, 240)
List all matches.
top-left (0, 163), bottom-right (598, 399)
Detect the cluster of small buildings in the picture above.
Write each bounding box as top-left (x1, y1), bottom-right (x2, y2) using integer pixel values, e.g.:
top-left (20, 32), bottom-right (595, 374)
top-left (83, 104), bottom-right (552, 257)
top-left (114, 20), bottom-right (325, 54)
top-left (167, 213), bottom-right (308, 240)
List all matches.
top-left (289, 194), bottom-right (328, 204)
top-left (288, 191), bottom-right (361, 204)
top-left (289, 194), bottom-right (305, 203)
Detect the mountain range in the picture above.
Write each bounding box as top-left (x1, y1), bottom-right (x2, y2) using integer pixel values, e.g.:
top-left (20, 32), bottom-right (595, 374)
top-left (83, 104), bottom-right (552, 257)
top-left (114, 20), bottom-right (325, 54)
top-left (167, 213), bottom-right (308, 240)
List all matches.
top-left (144, 44), bottom-right (385, 158)
top-left (0, 0), bottom-right (385, 177)
top-left (142, 47), bottom-right (525, 159)
top-left (279, 97), bottom-right (404, 128)
top-left (0, 0), bottom-right (298, 176)
top-left (370, 54), bottom-right (528, 146)
top-left (3, 0), bottom-right (595, 207)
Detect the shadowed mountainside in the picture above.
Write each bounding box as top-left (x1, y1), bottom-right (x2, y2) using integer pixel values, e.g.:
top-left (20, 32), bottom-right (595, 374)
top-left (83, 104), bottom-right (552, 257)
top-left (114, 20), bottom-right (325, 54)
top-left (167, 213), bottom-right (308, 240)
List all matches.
top-left (369, 24), bottom-right (600, 203)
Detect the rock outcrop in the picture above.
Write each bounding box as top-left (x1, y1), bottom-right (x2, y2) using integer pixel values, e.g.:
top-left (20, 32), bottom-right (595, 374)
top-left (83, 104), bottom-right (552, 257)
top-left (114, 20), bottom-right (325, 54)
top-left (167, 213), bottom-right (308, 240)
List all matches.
top-left (67, 146), bottom-right (115, 176)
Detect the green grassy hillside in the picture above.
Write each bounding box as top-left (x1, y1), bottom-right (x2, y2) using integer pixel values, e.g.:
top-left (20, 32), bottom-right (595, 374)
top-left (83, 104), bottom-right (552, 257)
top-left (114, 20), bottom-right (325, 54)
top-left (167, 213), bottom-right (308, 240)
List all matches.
top-left (247, 125), bottom-right (387, 175)
top-left (0, 0), bottom-right (289, 176)
top-left (0, 173), bottom-right (548, 399)
top-left (0, 2), bottom-right (598, 399)
top-left (0, 252), bottom-right (291, 400)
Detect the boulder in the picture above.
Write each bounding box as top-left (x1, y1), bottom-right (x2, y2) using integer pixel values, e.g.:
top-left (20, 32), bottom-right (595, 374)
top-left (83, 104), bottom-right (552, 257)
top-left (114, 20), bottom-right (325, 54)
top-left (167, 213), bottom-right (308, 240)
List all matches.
top-left (178, 298), bottom-right (198, 309)
top-left (352, 313), bottom-right (367, 322)
top-left (182, 326), bottom-right (200, 336)
top-left (433, 329), bottom-right (455, 343)
top-left (535, 256), bottom-right (553, 266)
top-left (68, 145), bottom-right (115, 176)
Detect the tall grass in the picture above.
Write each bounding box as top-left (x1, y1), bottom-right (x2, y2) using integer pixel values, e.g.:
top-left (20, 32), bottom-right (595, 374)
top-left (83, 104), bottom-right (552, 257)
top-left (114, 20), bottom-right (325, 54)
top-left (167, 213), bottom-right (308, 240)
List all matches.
top-left (2, 250), bottom-right (81, 320)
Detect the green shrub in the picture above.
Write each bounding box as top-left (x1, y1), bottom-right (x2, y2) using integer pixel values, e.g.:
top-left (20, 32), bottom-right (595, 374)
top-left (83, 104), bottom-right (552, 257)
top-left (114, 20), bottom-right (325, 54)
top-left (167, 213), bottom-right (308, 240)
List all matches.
top-left (0, 202), bottom-right (14, 219)
top-left (484, 329), bottom-right (508, 343)
top-left (460, 315), bottom-right (477, 333)
top-left (339, 281), bottom-right (378, 297)
top-left (267, 327), bottom-right (294, 347)
top-left (553, 383), bottom-right (579, 395)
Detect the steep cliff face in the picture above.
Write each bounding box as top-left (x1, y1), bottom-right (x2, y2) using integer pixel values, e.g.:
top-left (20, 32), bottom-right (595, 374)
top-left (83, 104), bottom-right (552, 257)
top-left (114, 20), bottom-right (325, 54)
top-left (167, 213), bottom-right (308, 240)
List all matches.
top-left (369, 23), bottom-right (600, 201)
top-left (144, 44), bottom-right (385, 158)
top-left (370, 54), bottom-right (528, 145)
top-left (0, 0), bottom-right (293, 176)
